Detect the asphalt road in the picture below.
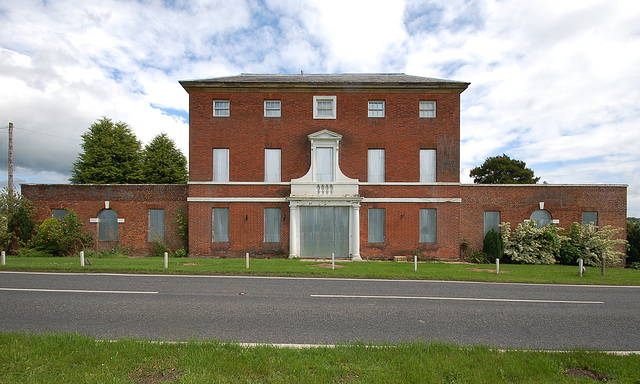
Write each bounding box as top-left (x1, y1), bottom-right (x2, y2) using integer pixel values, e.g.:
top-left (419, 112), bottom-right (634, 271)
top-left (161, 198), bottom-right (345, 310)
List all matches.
top-left (1, 271), bottom-right (638, 350)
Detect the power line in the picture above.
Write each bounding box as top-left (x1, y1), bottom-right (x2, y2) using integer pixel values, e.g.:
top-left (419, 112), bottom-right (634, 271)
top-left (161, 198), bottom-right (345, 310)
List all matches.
top-left (11, 126), bottom-right (82, 142)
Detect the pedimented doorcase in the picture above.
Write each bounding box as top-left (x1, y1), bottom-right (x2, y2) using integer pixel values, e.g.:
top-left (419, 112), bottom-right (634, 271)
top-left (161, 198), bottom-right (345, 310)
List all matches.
top-left (287, 130), bottom-right (362, 260)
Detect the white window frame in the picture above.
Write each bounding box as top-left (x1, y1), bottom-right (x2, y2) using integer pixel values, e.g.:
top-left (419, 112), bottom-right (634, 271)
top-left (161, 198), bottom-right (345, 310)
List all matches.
top-left (368, 101), bottom-right (385, 117)
top-left (419, 101), bottom-right (436, 118)
top-left (265, 148), bottom-right (281, 182)
top-left (368, 149), bottom-right (385, 183)
top-left (264, 100), bottom-right (281, 117)
top-left (213, 100), bottom-right (230, 117)
top-left (313, 96), bottom-right (336, 119)
top-left (212, 148), bottom-right (229, 182)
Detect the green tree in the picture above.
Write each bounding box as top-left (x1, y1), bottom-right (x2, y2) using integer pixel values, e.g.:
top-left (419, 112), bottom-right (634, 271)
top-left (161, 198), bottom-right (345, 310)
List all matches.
top-left (0, 188), bottom-right (35, 252)
top-left (142, 133), bottom-right (188, 184)
top-left (70, 117), bottom-right (143, 184)
top-left (470, 154), bottom-right (540, 184)
top-left (626, 219), bottom-right (640, 266)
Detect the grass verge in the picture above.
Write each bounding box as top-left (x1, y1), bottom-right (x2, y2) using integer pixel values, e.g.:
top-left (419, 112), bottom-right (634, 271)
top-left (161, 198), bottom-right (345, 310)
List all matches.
top-left (1, 332), bottom-right (638, 383)
top-left (1, 256), bottom-right (639, 285)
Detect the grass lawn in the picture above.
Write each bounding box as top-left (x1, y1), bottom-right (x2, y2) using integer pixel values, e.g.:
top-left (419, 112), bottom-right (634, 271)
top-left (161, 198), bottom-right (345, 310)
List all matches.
top-left (1, 255), bottom-right (639, 285)
top-left (1, 333), bottom-right (639, 383)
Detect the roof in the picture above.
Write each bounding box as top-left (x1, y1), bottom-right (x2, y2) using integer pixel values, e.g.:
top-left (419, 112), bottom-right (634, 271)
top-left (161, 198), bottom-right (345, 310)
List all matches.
top-left (179, 73), bottom-right (470, 92)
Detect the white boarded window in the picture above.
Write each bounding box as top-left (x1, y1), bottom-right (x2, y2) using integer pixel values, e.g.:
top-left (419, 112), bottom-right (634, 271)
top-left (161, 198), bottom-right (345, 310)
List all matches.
top-left (212, 208), bottom-right (229, 242)
top-left (213, 148), bottom-right (229, 182)
top-left (265, 149), bottom-right (281, 182)
top-left (420, 149), bottom-right (436, 183)
top-left (98, 209), bottom-right (118, 242)
top-left (582, 211), bottom-right (598, 226)
top-left (484, 211), bottom-right (500, 236)
top-left (419, 208), bottom-right (436, 243)
top-left (213, 100), bottom-right (230, 117)
top-left (316, 147), bottom-right (334, 182)
top-left (148, 209), bottom-right (165, 241)
top-left (368, 208), bottom-right (385, 243)
top-left (264, 208), bottom-right (281, 243)
top-left (419, 101), bottom-right (436, 118)
top-left (264, 100), bottom-right (281, 117)
top-left (313, 96), bottom-right (336, 119)
top-left (52, 209), bottom-right (67, 219)
top-left (368, 101), bottom-right (385, 117)
top-left (368, 149), bottom-right (385, 183)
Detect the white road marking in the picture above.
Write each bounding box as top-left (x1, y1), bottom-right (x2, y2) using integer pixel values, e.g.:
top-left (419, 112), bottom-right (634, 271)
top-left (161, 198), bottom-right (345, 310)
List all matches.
top-left (311, 294), bottom-right (603, 305)
top-left (0, 287), bottom-right (158, 294)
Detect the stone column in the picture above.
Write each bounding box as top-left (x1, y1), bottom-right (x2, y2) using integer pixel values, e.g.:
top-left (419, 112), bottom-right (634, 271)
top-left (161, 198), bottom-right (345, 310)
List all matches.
top-left (351, 203), bottom-right (362, 261)
top-left (288, 203), bottom-right (299, 258)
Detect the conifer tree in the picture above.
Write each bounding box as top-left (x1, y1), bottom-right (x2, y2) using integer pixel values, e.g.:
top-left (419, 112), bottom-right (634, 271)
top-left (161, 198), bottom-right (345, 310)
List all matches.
top-left (142, 133), bottom-right (188, 184)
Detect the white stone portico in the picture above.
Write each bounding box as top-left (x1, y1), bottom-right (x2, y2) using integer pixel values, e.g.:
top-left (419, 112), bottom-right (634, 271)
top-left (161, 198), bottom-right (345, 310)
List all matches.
top-left (287, 130), bottom-right (362, 260)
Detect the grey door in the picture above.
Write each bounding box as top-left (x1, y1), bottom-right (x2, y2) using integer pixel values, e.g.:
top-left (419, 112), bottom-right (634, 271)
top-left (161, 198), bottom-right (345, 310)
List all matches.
top-left (299, 206), bottom-right (349, 258)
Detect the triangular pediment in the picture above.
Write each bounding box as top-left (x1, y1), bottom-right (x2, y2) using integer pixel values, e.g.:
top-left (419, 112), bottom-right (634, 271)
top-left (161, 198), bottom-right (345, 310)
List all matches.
top-left (308, 129), bottom-right (342, 141)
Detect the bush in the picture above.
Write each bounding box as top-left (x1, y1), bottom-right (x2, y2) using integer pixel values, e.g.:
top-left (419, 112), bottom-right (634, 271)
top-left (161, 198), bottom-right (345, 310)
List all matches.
top-left (467, 250), bottom-right (491, 264)
top-left (175, 207), bottom-right (188, 251)
top-left (501, 221), bottom-right (563, 265)
top-left (561, 222), bottom-right (626, 267)
top-left (627, 220), bottom-right (640, 266)
top-left (33, 211), bottom-right (93, 256)
top-left (482, 229), bottom-right (503, 261)
top-left (8, 206), bottom-right (35, 246)
top-left (152, 238), bottom-right (169, 257)
top-left (174, 248), bottom-right (188, 258)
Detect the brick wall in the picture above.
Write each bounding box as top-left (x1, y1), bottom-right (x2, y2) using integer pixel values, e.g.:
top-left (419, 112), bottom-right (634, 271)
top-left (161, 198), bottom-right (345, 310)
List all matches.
top-left (22, 184), bottom-right (187, 255)
top-left (460, 184), bottom-right (628, 251)
top-left (187, 90), bottom-right (462, 183)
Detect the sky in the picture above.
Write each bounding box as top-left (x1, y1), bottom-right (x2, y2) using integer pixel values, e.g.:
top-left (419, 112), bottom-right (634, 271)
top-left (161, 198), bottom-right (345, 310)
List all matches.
top-left (1, 0), bottom-right (639, 217)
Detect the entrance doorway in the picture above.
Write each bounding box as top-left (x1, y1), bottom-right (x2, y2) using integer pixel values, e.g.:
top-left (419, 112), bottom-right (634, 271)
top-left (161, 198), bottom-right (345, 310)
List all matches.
top-left (299, 206), bottom-right (349, 258)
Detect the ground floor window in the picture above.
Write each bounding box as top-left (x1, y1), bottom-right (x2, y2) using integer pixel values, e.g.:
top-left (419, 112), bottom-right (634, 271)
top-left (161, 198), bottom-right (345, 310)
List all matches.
top-left (368, 208), bottom-right (385, 243)
top-left (212, 208), bottom-right (229, 242)
top-left (98, 209), bottom-right (118, 241)
top-left (484, 211), bottom-right (500, 236)
top-left (148, 209), bottom-right (165, 241)
top-left (419, 208), bottom-right (436, 243)
top-left (582, 211), bottom-right (598, 226)
top-left (51, 209), bottom-right (67, 219)
top-left (264, 208), bottom-right (281, 242)
top-left (530, 209), bottom-right (551, 228)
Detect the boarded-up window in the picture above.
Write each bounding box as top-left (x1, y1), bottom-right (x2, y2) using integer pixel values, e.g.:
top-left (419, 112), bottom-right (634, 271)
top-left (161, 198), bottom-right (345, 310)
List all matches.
top-left (213, 148), bottom-right (229, 182)
top-left (52, 209), bottom-right (67, 219)
top-left (420, 149), bottom-right (436, 183)
top-left (368, 208), bottom-right (385, 243)
top-left (98, 209), bottom-right (118, 242)
top-left (148, 209), bottom-right (165, 241)
top-left (484, 211), bottom-right (500, 236)
top-left (264, 208), bottom-right (281, 243)
top-left (419, 208), bottom-right (436, 243)
top-left (582, 211), bottom-right (598, 226)
top-left (212, 208), bottom-right (229, 242)
top-left (368, 149), bottom-right (385, 183)
top-left (265, 149), bottom-right (281, 182)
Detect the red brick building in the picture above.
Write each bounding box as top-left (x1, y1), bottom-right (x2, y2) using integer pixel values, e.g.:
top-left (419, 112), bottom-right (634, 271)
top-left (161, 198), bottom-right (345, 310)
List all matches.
top-left (22, 74), bottom-right (627, 258)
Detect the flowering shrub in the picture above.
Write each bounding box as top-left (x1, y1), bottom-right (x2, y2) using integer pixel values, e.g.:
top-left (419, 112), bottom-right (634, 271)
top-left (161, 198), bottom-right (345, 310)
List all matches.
top-left (560, 222), bottom-right (626, 266)
top-left (500, 221), bottom-right (564, 265)
top-left (34, 211), bottom-right (93, 256)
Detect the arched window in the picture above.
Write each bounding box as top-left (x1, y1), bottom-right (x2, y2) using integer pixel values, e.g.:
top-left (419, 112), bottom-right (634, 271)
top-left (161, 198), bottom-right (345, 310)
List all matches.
top-left (530, 209), bottom-right (551, 228)
top-left (98, 209), bottom-right (119, 241)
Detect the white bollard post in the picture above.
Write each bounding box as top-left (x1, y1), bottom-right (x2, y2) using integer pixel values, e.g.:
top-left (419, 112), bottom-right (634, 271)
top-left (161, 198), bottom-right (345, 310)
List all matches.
top-left (332, 253), bottom-right (335, 270)
top-left (246, 253), bottom-right (249, 269)
top-left (80, 251), bottom-right (85, 267)
top-left (164, 252), bottom-right (168, 269)
top-left (496, 258), bottom-right (500, 274)
top-left (414, 255), bottom-right (417, 272)
top-left (579, 258), bottom-right (584, 277)
top-left (1, 251), bottom-right (5, 266)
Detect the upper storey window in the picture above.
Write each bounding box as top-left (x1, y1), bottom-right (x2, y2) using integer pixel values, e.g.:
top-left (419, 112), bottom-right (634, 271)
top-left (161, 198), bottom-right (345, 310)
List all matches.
top-left (313, 96), bottom-right (336, 119)
top-left (213, 100), bottom-right (230, 117)
top-left (419, 101), bottom-right (436, 118)
top-left (264, 100), bottom-right (281, 117)
top-left (368, 101), bottom-right (385, 117)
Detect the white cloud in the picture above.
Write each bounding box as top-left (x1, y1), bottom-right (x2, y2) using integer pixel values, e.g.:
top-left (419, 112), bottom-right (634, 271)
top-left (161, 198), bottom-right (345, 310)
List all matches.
top-left (0, 0), bottom-right (639, 217)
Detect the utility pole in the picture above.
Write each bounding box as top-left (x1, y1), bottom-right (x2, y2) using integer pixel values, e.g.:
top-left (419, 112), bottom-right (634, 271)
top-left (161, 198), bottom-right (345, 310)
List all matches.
top-left (8, 122), bottom-right (13, 192)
